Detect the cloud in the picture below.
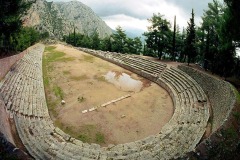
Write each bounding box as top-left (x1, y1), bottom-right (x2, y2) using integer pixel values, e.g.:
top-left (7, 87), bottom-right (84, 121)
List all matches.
top-left (102, 14), bottom-right (148, 32)
top-left (50, 0), bottom-right (214, 33)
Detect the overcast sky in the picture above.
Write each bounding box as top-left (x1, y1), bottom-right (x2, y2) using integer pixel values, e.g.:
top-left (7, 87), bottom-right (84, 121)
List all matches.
top-left (50, 0), bottom-right (216, 35)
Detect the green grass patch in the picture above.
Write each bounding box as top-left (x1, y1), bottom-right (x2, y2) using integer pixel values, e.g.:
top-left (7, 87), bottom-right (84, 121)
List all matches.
top-left (77, 124), bottom-right (105, 144)
top-left (43, 46), bottom-right (65, 118)
top-left (47, 51), bottom-right (65, 62)
top-left (42, 55), bottom-right (49, 86)
top-left (94, 75), bottom-right (106, 82)
top-left (45, 95), bottom-right (59, 117)
top-left (63, 70), bottom-right (71, 75)
top-left (54, 122), bottom-right (106, 145)
top-left (70, 75), bottom-right (89, 81)
top-left (78, 134), bottom-right (90, 143)
top-left (95, 132), bottom-right (105, 143)
top-left (83, 55), bottom-right (95, 63)
top-left (232, 85), bottom-right (240, 103)
top-left (235, 90), bottom-right (240, 103)
top-left (45, 46), bottom-right (56, 52)
top-left (57, 57), bottom-right (76, 62)
top-left (54, 120), bottom-right (64, 128)
top-left (45, 46), bottom-right (65, 62)
top-left (53, 86), bottom-right (64, 100)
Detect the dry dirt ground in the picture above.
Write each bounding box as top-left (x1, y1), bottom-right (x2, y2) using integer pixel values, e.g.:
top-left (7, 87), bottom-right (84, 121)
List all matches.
top-left (44, 44), bottom-right (173, 146)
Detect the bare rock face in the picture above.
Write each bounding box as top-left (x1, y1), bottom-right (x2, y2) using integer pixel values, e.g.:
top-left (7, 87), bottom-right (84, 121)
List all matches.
top-left (23, 0), bottom-right (112, 38)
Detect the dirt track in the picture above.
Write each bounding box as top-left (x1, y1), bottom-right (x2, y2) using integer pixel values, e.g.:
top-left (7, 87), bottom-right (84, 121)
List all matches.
top-left (44, 44), bottom-right (174, 146)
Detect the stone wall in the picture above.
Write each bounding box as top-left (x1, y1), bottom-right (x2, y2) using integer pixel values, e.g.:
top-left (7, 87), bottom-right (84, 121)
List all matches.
top-left (178, 65), bottom-right (236, 132)
top-left (0, 50), bottom-right (29, 159)
top-left (0, 50), bottom-right (27, 143)
top-left (0, 51), bottom-right (26, 80)
top-left (0, 96), bottom-right (14, 144)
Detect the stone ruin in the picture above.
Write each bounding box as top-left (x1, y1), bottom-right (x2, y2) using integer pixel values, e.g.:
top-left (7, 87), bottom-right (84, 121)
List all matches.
top-left (0, 44), bottom-right (236, 159)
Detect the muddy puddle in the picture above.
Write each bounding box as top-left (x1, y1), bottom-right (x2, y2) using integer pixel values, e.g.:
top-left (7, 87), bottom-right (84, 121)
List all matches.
top-left (104, 71), bottom-right (143, 92)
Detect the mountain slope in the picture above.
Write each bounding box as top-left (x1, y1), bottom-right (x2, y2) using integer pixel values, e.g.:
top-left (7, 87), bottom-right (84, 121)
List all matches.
top-left (23, 0), bottom-right (112, 38)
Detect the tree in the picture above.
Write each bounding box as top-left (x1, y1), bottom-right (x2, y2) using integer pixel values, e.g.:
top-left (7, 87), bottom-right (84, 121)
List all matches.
top-left (172, 16), bottom-right (176, 60)
top-left (179, 28), bottom-right (187, 62)
top-left (91, 32), bottom-right (100, 50)
top-left (100, 36), bottom-right (112, 51)
top-left (110, 26), bottom-right (142, 54)
top-left (224, 0), bottom-right (240, 45)
top-left (0, 0), bottom-right (34, 53)
top-left (144, 13), bottom-right (172, 59)
top-left (133, 37), bottom-right (142, 54)
top-left (111, 26), bottom-right (127, 53)
top-left (185, 9), bottom-right (197, 65)
top-left (201, 0), bottom-right (223, 71)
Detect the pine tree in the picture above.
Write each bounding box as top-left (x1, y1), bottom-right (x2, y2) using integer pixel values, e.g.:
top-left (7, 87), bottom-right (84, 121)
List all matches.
top-left (144, 13), bottom-right (171, 59)
top-left (224, 0), bottom-right (240, 44)
top-left (172, 15), bottom-right (176, 60)
top-left (73, 26), bottom-right (76, 46)
top-left (185, 9), bottom-right (197, 65)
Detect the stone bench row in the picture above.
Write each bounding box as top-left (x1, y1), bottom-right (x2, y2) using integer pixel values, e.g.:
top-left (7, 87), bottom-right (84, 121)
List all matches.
top-left (116, 56), bottom-right (165, 76)
top-left (13, 112), bottom-right (207, 160)
top-left (89, 49), bottom-right (167, 69)
top-left (67, 47), bottom-right (209, 157)
top-left (157, 67), bottom-right (209, 145)
top-left (0, 46), bottom-right (48, 118)
top-left (0, 73), bottom-right (47, 118)
top-left (128, 55), bottom-right (167, 68)
top-left (79, 48), bottom-right (166, 76)
top-left (0, 44), bottom-right (210, 159)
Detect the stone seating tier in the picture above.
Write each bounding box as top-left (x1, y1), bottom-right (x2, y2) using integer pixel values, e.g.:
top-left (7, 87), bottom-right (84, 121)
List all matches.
top-left (0, 45), bottom-right (210, 159)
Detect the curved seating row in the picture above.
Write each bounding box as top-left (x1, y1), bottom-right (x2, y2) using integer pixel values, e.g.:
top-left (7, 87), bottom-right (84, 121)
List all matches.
top-left (80, 48), bottom-right (166, 77)
top-left (0, 45), bottom-right (210, 159)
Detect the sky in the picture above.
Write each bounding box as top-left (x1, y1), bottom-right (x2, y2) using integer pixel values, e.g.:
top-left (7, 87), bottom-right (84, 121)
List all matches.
top-left (50, 0), bottom-right (216, 36)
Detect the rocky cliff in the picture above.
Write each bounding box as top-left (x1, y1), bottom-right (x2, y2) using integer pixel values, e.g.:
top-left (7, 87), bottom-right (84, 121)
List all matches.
top-left (23, 0), bottom-right (112, 38)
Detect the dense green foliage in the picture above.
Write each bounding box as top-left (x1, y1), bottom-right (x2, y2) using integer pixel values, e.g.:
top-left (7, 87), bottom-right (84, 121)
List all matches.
top-left (8, 27), bottom-right (49, 51)
top-left (144, 0), bottom-right (240, 77)
top-left (144, 14), bottom-right (185, 60)
top-left (64, 26), bottom-right (142, 55)
top-left (62, 0), bottom-right (240, 78)
top-left (0, 0), bottom-right (48, 56)
top-left (185, 9), bottom-right (197, 65)
top-left (144, 13), bottom-right (172, 59)
top-left (224, 0), bottom-right (240, 45)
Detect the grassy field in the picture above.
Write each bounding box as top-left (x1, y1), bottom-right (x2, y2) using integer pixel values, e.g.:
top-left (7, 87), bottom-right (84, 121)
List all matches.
top-left (43, 45), bottom-right (107, 145)
top-left (42, 44), bottom-right (173, 146)
top-left (43, 46), bottom-right (65, 117)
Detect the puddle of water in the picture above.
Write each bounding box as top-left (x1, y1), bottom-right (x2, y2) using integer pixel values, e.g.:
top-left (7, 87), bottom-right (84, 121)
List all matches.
top-left (104, 71), bottom-right (143, 92)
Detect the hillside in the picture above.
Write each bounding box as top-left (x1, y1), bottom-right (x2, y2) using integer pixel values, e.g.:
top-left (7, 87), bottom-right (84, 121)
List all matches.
top-left (23, 0), bottom-right (112, 38)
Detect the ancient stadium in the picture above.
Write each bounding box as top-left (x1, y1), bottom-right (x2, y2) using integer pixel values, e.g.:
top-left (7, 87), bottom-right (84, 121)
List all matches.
top-left (0, 43), bottom-right (237, 159)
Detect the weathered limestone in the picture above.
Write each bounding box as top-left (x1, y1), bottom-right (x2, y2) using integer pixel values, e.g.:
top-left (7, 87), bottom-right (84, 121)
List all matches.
top-left (0, 44), bottom-right (210, 159)
top-left (178, 65), bottom-right (236, 132)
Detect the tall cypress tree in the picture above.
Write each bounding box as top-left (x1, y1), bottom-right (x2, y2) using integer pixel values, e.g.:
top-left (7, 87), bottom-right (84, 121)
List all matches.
top-left (185, 9), bottom-right (197, 65)
top-left (172, 15), bottom-right (176, 60)
top-left (73, 26), bottom-right (76, 46)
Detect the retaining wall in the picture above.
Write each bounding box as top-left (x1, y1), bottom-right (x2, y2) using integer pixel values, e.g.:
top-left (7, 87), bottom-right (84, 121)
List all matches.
top-left (178, 65), bottom-right (236, 132)
top-left (0, 51), bottom-right (27, 80)
top-left (0, 49), bottom-right (29, 159)
top-left (0, 50), bottom-right (27, 143)
top-left (0, 96), bottom-right (14, 144)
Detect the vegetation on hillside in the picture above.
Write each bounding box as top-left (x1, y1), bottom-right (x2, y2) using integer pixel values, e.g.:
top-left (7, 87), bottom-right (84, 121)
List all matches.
top-left (63, 26), bottom-right (142, 55)
top-left (144, 0), bottom-right (240, 78)
top-left (0, 0), bottom-right (49, 56)
top-left (63, 0), bottom-right (240, 78)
